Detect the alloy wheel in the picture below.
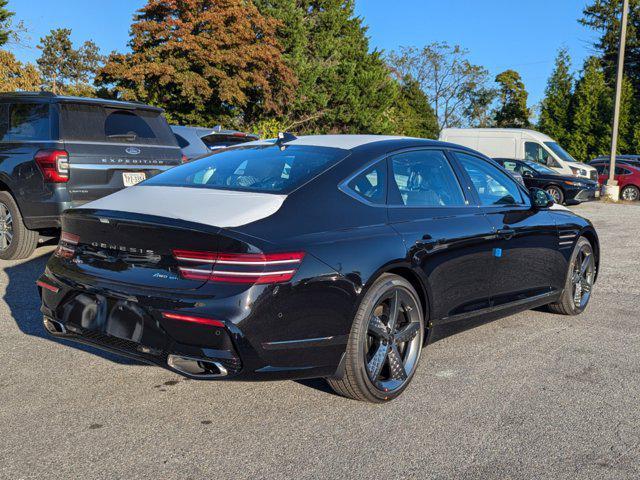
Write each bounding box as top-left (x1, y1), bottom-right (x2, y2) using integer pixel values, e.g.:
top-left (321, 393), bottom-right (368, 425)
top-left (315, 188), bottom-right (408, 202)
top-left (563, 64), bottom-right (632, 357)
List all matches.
top-left (622, 186), bottom-right (639, 201)
top-left (571, 245), bottom-right (595, 309)
top-left (546, 187), bottom-right (562, 204)
top-left (0, 202), bottom-right (13, 252)
top-left (364, 287), bottom-right (422, 393)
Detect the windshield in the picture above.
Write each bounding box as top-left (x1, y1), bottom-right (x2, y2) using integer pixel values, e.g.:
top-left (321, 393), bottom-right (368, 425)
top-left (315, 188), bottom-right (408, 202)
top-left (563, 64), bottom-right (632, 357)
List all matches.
top-left (143, 144), bottom-right (349, 194)
top-left (544, 142), bottom-right (577, 163)
top-left (523, 160), bottom-right (557, 175)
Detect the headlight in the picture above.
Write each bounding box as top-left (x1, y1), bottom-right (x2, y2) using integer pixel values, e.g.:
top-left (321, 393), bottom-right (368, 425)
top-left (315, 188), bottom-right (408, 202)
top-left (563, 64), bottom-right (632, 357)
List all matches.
top-left (564, 181), bottom-right (586, 187)
top-left (570, 166), bottom-right (587, 176)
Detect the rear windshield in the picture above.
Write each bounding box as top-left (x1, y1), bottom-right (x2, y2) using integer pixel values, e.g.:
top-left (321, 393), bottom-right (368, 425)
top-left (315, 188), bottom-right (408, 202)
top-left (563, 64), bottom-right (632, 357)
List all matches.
top-left (143, 144), bottom-right (349, 194)
top-left (60, 103), bottom-right (178, 146)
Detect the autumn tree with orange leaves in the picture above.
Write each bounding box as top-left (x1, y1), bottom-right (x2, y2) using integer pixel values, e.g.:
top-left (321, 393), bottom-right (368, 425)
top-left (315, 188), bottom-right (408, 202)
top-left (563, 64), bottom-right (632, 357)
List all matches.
top-left (97, 0), bottom-right (296, 128)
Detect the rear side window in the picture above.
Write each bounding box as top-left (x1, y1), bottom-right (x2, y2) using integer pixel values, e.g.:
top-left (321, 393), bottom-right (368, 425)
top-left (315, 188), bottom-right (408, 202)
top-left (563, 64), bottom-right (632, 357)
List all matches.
top-left (456, 152), bottom-right (525, 206)
top-left (60, 103), bottom-right (177, 146)
top-left (346, 160), bottom-right (386, 204)
top-left (144, 144), bottom-right (349, 194)
top-left (174, 133), bottom-right (190, 149)
top-left (390, 150), bottom-right (466, 207)
top-left (0, 102), bottom-right (50, 141)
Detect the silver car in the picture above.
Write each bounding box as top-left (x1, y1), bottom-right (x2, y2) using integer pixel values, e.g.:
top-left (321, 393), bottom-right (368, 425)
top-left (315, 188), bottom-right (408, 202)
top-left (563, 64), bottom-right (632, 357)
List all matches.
top-left (171, 125), bottom-right (259, 160)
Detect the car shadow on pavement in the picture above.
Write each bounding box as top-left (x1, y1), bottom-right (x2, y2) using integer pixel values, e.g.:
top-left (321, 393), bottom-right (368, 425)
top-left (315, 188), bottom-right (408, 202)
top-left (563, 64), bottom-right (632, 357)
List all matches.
top-left (3, 249), bottom-right (143, 365)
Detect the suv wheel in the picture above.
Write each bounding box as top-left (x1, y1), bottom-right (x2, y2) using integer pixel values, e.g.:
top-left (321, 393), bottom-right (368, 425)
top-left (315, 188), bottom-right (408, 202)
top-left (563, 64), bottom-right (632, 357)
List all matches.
top-left (327, 274), bottom-right (425, 402)
top-left (0, 191), bottom-right (38, 260)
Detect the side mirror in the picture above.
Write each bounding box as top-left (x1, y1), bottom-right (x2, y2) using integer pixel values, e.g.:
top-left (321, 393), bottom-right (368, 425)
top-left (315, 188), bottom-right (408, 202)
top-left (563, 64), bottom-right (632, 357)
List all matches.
top-left (522, 171), bottom-right (533, 178)
top-left (530, 187), bottom-right (554, 208)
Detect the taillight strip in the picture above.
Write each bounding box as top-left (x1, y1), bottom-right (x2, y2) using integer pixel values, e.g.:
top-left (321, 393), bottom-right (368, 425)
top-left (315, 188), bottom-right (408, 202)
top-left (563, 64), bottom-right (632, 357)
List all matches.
top-left (36, 280), bottom-right (59, 293)
top-left (161, 312), bottom-right (224, 328)
top-left (210, 269), bottom-right (296, 277)
top-left (174, 256), bottom-right (217, 264)
top-left (216, 259), bottom-right (301, 265)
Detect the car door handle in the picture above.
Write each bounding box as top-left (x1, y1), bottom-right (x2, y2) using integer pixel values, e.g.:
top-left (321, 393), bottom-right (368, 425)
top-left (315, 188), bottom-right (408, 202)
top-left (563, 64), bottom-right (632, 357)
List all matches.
top-left (497, 228), bottom-right (516, 240)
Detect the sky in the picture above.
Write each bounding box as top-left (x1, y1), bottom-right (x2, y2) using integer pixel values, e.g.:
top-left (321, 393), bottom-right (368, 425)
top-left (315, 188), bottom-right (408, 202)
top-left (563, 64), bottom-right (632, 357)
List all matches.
top-left (8, 0), bottom-right (599, 106)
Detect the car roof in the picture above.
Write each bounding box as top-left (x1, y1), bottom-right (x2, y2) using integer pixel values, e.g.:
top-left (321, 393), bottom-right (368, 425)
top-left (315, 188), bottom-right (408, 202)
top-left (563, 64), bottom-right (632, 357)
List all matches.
top-left (171, 125), bottom-right (258, 139)
top-left (0, 91), bottom-right (163, 112)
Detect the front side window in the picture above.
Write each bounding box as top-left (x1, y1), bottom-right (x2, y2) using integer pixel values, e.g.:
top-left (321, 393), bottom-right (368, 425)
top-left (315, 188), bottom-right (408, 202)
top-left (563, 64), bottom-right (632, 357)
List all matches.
top-left (456, 152), bottom-right (525, 206)
top-left (346, 160), bottom-right (386, 204)
top-left (0, 103), bottom-right (50, 141)
top-left (145, 144), bottom-right (349, 194)
top-left (390, 150), bottom-right (466, 207)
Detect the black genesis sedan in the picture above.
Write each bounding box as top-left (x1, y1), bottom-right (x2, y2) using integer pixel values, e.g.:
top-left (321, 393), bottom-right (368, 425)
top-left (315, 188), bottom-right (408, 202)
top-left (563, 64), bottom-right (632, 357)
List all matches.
top-left (495, 158), bottom-right (600, 205)
top-left (38, 135), bottom-right (600, 402)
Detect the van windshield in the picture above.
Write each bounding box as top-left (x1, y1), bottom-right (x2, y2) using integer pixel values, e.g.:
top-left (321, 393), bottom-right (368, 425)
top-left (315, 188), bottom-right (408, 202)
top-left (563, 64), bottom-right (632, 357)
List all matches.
top-left (143, 144), bottom-right (349, 194)
top-left (544, 142), bottom-right (577, 163)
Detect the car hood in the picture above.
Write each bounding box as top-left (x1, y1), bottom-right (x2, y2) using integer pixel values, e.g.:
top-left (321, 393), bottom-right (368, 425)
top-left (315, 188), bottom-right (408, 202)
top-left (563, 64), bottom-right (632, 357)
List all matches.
top-left (565, 160), bottom-right (597, 172)
top-left (78, 185), bottom-right (287, 228)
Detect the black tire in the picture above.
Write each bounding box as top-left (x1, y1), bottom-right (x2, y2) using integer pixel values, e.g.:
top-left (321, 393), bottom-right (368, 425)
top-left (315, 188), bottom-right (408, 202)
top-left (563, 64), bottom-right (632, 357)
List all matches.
top-left (621, 185), bottom-right (640, 202)
top-left (327, 274), bottom-right (425, 403)
top-left (547, 237), bottom-right (595, 315)
top-left (0, 191), bottom-right (38, 261)
top-left (545, 185), bottom-right (564, 205)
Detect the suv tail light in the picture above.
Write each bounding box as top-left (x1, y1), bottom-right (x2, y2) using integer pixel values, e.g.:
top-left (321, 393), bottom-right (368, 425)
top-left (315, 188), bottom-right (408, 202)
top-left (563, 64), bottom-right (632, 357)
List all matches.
top-left (35, 149), bottom-right (69, 183)
top-left (54, 231), bottom-right (79, 259)
top-left (172, 250), bottom-right (305, 284)
top-left (181, 154), bottom-right (188, 164)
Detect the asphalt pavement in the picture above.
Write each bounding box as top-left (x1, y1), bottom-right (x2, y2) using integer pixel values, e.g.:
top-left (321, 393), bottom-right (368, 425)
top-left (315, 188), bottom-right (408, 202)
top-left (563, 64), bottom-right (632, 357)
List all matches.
top-left (0, 201), bottom-right (638, 479)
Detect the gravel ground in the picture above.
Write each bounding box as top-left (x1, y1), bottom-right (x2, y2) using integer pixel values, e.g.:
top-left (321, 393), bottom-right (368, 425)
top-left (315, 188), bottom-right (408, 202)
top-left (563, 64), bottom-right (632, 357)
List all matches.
top-left (0, 201), bottom-right (638, 480)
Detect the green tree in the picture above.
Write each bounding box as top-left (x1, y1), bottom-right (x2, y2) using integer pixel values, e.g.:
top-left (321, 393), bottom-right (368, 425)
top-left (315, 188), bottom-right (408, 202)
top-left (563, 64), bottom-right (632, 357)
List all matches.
top-left (464, 87), bottom-right (497, 128)
top-left (385, 76), bottom-right (439, 138)
top-left (568, 57), bottom-right (611, 160)
top-left (539, 48), bottom-right (573, 146)
top-left (494, 69), bottom-right (530, 128)
top-left (37, 28), bottom-right (103, 95)
top-left (581, 0), bottom-right (640, 87)
top-left (0, 0), bottom-right (13, 46)
top-left (387, 42), bottom-right (492, 131)
top-left (97, 0), bottom-right (295, 128)
top-left (254, 0), bottom-right (396, 134)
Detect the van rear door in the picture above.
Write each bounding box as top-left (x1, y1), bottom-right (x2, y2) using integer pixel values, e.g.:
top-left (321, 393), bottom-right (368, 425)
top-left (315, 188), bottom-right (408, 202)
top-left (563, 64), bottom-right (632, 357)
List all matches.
top-left (58, 102), bottom-right (182, 203)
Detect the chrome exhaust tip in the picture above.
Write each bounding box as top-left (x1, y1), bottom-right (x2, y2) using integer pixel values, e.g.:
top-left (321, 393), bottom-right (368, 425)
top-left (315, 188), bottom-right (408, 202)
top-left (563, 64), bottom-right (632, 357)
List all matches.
top-left (43, 317), bottom-right (66, 335)
top-left (167, 354), bottom-right (228, 378)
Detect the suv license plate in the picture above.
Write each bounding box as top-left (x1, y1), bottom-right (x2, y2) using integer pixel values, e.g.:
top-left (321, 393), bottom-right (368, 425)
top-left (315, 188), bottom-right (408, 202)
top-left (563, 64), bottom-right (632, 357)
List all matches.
top-left (123, 172), bottom-right (146, 187)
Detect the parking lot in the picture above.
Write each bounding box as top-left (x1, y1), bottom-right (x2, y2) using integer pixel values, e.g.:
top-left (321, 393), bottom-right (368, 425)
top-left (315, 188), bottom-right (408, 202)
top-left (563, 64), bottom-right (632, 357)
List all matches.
top-left (0, 201), bottom-right (637, 480)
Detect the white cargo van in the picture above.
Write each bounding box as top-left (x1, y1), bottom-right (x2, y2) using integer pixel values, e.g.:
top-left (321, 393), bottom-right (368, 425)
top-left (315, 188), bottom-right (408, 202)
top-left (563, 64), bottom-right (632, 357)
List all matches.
top-left (439, 128), bottom-right (598, 182)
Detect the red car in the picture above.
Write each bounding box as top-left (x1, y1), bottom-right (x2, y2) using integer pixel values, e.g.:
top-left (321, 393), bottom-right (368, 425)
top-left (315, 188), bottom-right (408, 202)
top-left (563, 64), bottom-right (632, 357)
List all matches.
top-left (592, 161), bottom-right (640, 201)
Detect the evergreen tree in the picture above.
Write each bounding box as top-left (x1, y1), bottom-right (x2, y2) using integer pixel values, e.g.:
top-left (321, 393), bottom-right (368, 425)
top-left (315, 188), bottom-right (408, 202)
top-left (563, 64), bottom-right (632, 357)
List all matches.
top-left (538, 48), bottom-right (573, 146)
top-left (386, 76), bottom-right (439, 138)
top-left (37, 29), bottom-right (103, 95)
top-left (581, 0), bottom-right (640, 87)
top-left (0, 0), bottom-right (14, 47)
top-left (254, 0), bottom-right (396, 134)
top-left (494, 70), bottom-right (530, 127)
top-left (97, 0), bottom-right (295, 127)
top-left (568, 57), bottom-right (611, 160)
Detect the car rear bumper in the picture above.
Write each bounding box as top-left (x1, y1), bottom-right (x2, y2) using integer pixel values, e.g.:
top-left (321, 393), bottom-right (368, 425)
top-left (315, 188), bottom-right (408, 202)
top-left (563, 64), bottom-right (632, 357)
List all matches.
top-left (37, 269), bottom-right (351, 381)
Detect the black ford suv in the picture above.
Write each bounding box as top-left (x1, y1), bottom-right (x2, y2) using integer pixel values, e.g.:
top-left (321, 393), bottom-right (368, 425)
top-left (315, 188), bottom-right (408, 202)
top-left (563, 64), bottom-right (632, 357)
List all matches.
top-left (0, 92), bottom-right (183, 260)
